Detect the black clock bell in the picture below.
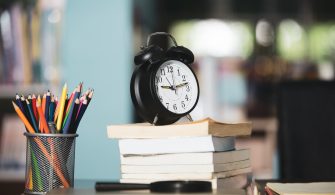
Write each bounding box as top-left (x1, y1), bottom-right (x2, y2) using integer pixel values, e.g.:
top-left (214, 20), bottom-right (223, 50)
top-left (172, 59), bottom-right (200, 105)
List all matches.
top-left (130, 32), bottom-right (200, 125)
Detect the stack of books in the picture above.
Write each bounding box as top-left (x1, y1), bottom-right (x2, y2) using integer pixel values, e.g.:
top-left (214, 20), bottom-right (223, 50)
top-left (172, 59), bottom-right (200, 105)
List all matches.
top-left (107, 118), bottom-right (252, 190)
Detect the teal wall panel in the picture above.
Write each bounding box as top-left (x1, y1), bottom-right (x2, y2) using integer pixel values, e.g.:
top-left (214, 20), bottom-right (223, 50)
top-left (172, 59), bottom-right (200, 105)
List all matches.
top-left (62, 0), bottom-right (133, 180)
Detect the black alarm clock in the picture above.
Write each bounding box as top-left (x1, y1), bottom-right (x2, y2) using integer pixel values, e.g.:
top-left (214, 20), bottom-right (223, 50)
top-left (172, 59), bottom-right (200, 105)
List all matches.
top-left (130, 32), bottom-right (199, 125)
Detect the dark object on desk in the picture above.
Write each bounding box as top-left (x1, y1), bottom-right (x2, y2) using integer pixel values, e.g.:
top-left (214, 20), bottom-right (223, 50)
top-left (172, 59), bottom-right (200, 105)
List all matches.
top-left (131, 32), bottom-right (199, 125)
top-left (95, 180), bottom-right (212, 193)
top-left (277, 81), bottom-right (335, 181)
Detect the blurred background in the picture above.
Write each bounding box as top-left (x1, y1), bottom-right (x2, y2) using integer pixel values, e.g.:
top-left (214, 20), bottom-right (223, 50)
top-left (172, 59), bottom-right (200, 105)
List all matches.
top-left (1, 0), bottom-right (335, 193)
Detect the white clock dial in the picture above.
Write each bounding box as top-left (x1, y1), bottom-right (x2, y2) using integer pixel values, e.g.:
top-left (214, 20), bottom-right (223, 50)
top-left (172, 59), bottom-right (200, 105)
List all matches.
top-left (155, 60), bottom-right (198, 114)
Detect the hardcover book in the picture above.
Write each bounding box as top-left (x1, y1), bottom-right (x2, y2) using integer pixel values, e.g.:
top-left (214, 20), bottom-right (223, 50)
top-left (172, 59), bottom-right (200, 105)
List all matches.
top-left (107, 118), bottom-right (251, 139)
top-left (121, 149), bottom-right (250, 165)
top-left (118, 136), bottom-right (235, 155)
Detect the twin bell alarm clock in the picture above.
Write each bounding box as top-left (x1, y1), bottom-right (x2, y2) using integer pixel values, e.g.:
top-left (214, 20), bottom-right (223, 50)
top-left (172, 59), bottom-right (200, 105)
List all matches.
top-left (130, 32), bottom-right (199, 125)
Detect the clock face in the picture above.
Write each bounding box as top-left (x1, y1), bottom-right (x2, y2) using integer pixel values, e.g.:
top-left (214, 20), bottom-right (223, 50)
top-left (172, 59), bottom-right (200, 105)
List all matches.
top-left (154, 60), bottom-right (199, 114)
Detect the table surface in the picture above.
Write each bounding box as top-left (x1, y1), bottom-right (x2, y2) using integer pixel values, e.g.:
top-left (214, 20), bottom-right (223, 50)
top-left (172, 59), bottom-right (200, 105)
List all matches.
top-left (45, 180), bottom-right (246, 195)
top-left (47, 188), bottom-right (245, 195)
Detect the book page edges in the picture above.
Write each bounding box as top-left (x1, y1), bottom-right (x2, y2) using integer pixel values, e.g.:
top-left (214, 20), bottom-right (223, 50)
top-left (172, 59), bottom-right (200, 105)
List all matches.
top-left (266, 182), bottom-right (335, 195)
top-left (107, 118), bottom-right (252, 138)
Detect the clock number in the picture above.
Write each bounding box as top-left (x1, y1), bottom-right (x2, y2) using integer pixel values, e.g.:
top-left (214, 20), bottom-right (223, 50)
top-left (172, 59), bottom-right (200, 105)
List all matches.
top-left (173, 104), bottom-right (177, 111)
top-left (160, 69), bottom-right (166, 75)
top-left (156, 85), bottom-right (159, 92)
top-left (167, 66), bottom-right (173, 73)
top-left (156, 76), bottom-right (162, 83)
top-left (166, 103), bottom-right (169, 109)
top-left (185, 95), bottom-right (189, 101)
top-left (159, 96), bottom-right (163, 102)
top-left (186, 84), bottom-right (190, 92)
top-left (177, 69), bottom-right (181, 76)
top-left (181, 101), bottom-right (185, 109)
top-left (182, 75), bottom-right (186, 81)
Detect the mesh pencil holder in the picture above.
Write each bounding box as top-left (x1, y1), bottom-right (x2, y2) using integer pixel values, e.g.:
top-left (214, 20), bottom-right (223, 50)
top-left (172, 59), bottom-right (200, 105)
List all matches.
top-left (24, 133), bottom-right (78, 195)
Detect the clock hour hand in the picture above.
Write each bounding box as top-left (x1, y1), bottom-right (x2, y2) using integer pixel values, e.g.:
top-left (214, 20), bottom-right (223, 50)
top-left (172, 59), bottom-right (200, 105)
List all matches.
top-left (160, 85), bottom-right (173, 89)
top-left (176, 82), bottom-right (189, 88)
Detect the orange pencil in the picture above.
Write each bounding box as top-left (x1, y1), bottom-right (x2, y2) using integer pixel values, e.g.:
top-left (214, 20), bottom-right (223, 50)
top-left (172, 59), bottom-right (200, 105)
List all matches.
top-left (37, 98), bottom-right (50, 134)
top-left (12, 101), bottom-right (35, 133)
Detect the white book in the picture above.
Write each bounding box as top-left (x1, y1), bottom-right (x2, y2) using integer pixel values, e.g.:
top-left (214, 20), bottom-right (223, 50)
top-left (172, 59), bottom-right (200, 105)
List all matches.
top-left (121, 159), bottom-right (250, 173)
top-left (121, 149), bottom-right (250, 165)
top-left (118, 136), bottom-right (235, 155)
top-left (121, 167), bottom-right (251, 180)
top-left (120, 174), bottom-right (249, 189)
top-left (108, 118), bottom-right (252, 139)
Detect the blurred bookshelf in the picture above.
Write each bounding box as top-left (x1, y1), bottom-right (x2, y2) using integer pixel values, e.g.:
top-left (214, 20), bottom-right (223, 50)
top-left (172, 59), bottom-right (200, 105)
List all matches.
top-left (133, 0), bottom-right (335, 180)
top-left (0, 0), bottom-right (63, 189)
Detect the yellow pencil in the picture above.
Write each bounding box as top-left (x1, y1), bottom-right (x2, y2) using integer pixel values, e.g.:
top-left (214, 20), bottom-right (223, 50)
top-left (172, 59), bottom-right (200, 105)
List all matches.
top-left (56, 83), bottom-right (67, 131)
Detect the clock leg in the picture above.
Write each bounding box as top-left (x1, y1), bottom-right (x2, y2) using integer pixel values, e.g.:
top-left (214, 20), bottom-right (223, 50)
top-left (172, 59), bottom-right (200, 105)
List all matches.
top-left (186, 114), bottom-right (193, 122)
top-left (152, 114), bottom-right (159, 126)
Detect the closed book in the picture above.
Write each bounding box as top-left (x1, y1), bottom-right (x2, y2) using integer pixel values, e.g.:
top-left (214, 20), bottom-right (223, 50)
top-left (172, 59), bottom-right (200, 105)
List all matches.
top-left (118, 136), bottom-right (235, 155)
top-left (121, 159), bottom-right (250, 173)
top-left (121, 167), bottom-right (251, 180)
top-left (107, 117), bottom-right (251, 139)
top-left (265, 182), bottom-right (335, 195)
top-left (121, 149), bottom-right (250, 165)
top-left (120, 174), bottom-right (249, 190)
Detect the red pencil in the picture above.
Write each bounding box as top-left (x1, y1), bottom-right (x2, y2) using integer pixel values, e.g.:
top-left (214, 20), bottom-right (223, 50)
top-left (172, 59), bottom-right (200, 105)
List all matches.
top-left (32, 94), bottom-right (38, 124)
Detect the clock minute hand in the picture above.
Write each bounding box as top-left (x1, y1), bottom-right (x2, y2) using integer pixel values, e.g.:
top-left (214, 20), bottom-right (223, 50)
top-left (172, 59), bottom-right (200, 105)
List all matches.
top-left (171, 71), bottom-right (177, 94)
top-left (165, 77), bottom-right (174, 90)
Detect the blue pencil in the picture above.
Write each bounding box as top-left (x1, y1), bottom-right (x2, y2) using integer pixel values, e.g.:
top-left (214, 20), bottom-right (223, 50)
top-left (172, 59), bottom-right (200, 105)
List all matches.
top-left (15, 94), bottom-right (24, 111)
top-left (68, 99), bottom-right (80, 134)
top-left (72, 99), bottom-right (88, 133)
top-left (26, 99), bottom-right (39, 132)
top-left (49, 96), bottom-right (55, 122)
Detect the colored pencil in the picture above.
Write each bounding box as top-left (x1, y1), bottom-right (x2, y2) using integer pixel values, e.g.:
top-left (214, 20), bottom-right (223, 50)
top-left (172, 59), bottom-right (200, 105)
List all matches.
top-left (12, 101), bottom-right (35, 133)
top-left (26, 100), bottom-right (39, 133)
top-left (73, 99), bottom-right (88, 132)
top-left (54, 98), bottom-right (60, 123)
top-left (20, 95), bottom-right (29, 118)
top-left (56, 83), bottom-right (68, 131)
top-left (87, 90), bottom-right (94, 105)
top-left (63, 87), bottom-right (79, 128)
top-left (37, 98), bottom-right (50, 134)
top-left (32, 94), bottom-right (38, 121)
top-left (65, 87), bottom-right (76, 115)
top-left (42, 94), bottom-right (46, 117)
top-left (15, 94), bottom-right (24, 110)
top-left (37, 95), bottom-right (43, 132)
top-left (49, 96), bottom-right (55, 123)
top-left (69, 98), bottom-right (80, 134)
top-left (45, 91), bottom-right (51, 122)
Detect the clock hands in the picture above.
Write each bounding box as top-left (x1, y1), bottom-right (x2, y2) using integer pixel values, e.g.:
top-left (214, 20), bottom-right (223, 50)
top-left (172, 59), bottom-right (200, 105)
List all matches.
top-left (171, 70), bottom-right (177, 94)
top-left (165, 77), bottom-right (175, 90)
top-left (161, 75), bottom-right (189, 92)
top-left (175, 82), bottom-right (189, 88)
top-left (160, 85), bottom-right (172, 89)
